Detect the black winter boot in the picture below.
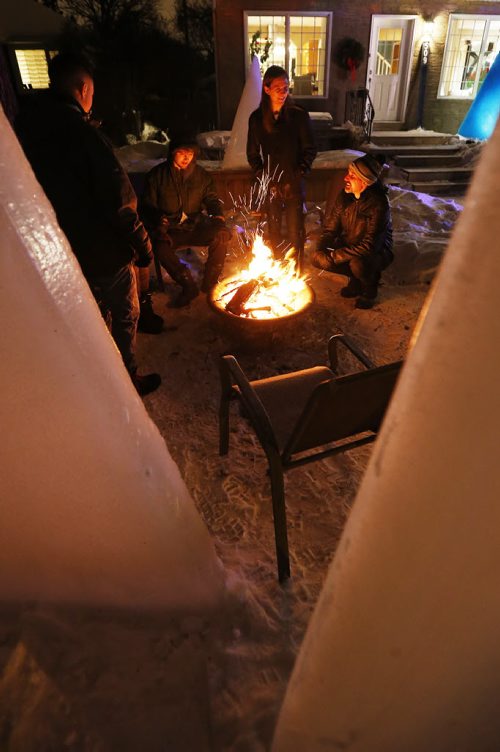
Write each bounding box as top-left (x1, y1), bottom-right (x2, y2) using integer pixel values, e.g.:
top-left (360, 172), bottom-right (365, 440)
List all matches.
top-left (138, 293), bottom-right (164, 334)
top-left (132, 372), bottom-right (162, 396)
top-left (174, 271), bottom-right (199, 307)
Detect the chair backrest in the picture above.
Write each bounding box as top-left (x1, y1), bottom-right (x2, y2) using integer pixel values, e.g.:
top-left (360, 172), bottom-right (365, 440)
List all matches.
top-left (220, 355), bottom-right (280, 453)
top-left (283, 360), bottom-right (403, 460)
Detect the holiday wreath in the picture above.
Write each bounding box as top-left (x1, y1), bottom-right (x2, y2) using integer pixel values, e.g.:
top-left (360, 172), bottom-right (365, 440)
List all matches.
top-left (333, 37), bottom-right (365, 80)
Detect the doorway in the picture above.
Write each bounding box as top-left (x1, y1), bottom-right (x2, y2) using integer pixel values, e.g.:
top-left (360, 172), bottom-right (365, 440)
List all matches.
top-left (367, 15), bottom-right (416, 123)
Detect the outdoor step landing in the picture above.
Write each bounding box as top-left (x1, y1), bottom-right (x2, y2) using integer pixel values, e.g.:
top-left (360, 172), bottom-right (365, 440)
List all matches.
top-left (409, 180), bottom-right (470, 196)
top-left (400, 165), bottom-right (474, 182)
top-left (395, 153), bottom-right (466, 168)
top-left (370, 130), bottom-right (456, 146)
top-left (367, 143), bottom-right (462, 157)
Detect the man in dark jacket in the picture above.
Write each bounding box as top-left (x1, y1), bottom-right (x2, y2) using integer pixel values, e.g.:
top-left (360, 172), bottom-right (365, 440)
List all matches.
top-left (16, 53), bottom-right (160, 395)
top-left (140, 134), bottom-right (231, 306)
top-left (312, 154), bottom-right (394, 309)
top-left (247, 65), bottom-right (317, 273)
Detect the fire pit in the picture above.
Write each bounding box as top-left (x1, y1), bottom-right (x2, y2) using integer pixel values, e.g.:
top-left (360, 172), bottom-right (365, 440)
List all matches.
top-left (208, 234), bottom-right (315, 344)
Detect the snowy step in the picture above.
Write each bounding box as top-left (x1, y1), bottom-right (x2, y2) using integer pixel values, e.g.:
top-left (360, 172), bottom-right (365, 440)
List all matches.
top-left (400, 165), bottom-right (473, 182)
top-left (367, 143), bottom-right (462, 158)
top-left (370, 131), bottom-right (456, 146)
top-left (409, 180), bottom-right (470, 196)
top-left (395, 153), bottom-right (466, 168)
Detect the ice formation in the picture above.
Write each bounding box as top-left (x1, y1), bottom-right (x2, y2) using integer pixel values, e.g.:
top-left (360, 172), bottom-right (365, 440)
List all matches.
top-left (222, 55), bottom-right (262, 170)
top-left (273, 121), bottom-right (500, 750)
top-left (0, 104), bottom-right (224, 609)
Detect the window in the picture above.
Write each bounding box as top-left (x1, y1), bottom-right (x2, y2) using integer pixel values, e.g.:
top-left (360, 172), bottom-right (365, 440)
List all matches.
top-left (14, 49), bottom-right (56, 90)
top-left (376, 28), bottom-right (402, 76)
top-left (245, 12), bottom-right (332, 97)
top-left (439, 14), bottom-right (500, 99)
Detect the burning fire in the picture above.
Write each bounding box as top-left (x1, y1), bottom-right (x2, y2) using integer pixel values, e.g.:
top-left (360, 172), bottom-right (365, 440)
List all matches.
top-left (212, 234), bottom-right (311, 320)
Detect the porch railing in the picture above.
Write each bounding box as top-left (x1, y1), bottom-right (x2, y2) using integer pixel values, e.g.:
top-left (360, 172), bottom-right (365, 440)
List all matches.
top-left (345, 88), bottom-right (375, 142)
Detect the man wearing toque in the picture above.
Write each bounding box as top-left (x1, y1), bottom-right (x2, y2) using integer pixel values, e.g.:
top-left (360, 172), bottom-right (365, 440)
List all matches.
top-left (312, 154), bottom-right (394, 309)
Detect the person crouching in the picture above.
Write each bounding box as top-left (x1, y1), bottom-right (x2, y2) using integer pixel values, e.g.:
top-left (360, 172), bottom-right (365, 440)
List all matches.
top-left (312, 154), bottom-right (394, 309)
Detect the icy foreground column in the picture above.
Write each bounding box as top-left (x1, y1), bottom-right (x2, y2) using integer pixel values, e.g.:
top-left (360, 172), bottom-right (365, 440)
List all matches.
top-left (0, 106), bottom-right (224, 610)
top-left (222, 55), bottom-right (261, 170)
top-left (273, 122), bottom-right (500, 751)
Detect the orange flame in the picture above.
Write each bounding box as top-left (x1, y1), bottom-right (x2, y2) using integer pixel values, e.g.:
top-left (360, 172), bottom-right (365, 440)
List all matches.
top-left (213, 234), bottom-right (310, 319)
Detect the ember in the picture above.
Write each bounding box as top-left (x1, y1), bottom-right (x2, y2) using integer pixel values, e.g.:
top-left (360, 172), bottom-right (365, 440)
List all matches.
top-left (211, 234), bottom-right (312, 320)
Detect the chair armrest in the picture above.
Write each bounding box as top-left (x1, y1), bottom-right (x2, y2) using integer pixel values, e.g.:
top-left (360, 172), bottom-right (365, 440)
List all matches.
top-left (328, 334), bottom-right (374, 372)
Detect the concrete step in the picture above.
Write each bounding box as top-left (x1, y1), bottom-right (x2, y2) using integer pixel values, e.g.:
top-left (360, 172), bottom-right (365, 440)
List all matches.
top-left (395, 153), bottom-right (466, 168)
top-left (372, 121), bottom-right (405, 131)
top-left (367, 143), bottom-right (462, 158)
top-left (409, 180), bottom-right (470, 196)
top-left (400, 165), bottom-right (473, 182)
top-left (370, 130), bottom-right (456, 146)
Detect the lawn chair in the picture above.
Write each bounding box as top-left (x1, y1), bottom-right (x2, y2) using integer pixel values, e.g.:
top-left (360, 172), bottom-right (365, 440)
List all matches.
top-left (219, 334), bottom-right (403, 582)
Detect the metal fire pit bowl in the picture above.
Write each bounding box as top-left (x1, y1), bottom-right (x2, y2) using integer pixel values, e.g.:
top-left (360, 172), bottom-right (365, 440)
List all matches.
top-left (207, 280), bottom-right (316, 347)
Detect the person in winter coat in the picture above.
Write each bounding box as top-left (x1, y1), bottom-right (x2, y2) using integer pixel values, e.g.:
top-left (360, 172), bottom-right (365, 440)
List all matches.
top-left (15, 52), bottom-right (161, 395)
top-left (312, 154), bottom-right (394, 309)
top-left (140, 134), bottom-right (231, 306)
top-left (246, 65), bottom-right (317, 274)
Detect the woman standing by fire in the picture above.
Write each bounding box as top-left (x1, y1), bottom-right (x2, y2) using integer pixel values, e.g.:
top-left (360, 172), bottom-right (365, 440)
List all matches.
top-left (247, 65), bottom-right (317, 274)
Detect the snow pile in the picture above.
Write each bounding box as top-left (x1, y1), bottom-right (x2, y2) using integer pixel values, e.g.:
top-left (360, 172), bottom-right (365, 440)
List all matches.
top-left (387, 185), bottom-right (463, 284)
top-left (115, 139), bottom-right (169, 174)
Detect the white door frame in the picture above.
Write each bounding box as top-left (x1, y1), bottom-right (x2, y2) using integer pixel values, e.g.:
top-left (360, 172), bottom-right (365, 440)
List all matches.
top-left (366, 14), bottom-right (417, 123)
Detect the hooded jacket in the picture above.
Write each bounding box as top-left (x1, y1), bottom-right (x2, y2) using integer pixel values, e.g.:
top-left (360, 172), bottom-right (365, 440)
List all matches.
top-left (16, 91), bottom-right (151, 279)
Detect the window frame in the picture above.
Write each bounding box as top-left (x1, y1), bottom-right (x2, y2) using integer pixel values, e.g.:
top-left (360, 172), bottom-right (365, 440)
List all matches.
top-left (7, 45), bottom-right (56, 93)
top-left (438, 13), bottom-right (500, 100)
top-left (243, 10), bottom-right (333, 100)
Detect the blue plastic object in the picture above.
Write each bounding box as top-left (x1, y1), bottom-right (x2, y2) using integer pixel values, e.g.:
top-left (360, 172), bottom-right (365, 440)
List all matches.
top-left (458, 52), bottom-right (500, 140)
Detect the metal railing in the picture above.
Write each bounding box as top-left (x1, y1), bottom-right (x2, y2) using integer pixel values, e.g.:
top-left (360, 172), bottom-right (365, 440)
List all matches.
top-left (345, 88), bottom-right (375, 142)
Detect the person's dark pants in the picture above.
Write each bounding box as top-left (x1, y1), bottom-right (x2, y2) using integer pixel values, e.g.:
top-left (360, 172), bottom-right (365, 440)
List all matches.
top-left (312, 240), bottom-right (383, 299)
top-left (89, 263), bottom-right (139, 375)
top-left (156, 218), bottom-right (230, 290)
top-left (267, 196), bottom-right (305, 273)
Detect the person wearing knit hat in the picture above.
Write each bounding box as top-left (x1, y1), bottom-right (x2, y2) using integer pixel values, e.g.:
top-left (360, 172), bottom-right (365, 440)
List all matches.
top-left (311, 153), bottom-right (393, 309)
top-left (139, 130), bottom-right (231, 306)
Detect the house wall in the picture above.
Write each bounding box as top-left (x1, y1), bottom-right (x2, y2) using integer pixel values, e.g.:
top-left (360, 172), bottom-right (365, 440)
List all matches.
top-left (214, 0), bottom-right (500, 135)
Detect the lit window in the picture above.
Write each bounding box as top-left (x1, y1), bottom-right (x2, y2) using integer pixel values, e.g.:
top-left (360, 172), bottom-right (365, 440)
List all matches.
top-left (245, 12), bottom-right (332, 97)
top-left (438, 14), bottom-right (500, 99)
top-left (15, 49), bottom-right (51, 89)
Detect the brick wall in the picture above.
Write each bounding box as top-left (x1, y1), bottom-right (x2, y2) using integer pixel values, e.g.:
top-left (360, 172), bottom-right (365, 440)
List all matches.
top-left (214, 0), bottom-right (500, 135)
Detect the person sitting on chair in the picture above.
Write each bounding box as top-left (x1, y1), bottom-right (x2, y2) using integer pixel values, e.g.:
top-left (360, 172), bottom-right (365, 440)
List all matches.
top-left (140, 132), bottom-right (231, 306)
top-left (312, 154), bottom-right (394, 309)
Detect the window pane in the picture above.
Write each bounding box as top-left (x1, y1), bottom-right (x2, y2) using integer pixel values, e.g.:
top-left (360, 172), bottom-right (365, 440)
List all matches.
top-left (479, 20), bottom-right (500, 88)
top-left (439, 17), bottom-right (487, 98)
top-left (15, 49), bottom-right (50, 89)
top-left (247, 16), bottom-right (286, 73)
top-left (290, 16), bottom-right (328, 96)
top-left (376, 28), bottom-right (402, 76)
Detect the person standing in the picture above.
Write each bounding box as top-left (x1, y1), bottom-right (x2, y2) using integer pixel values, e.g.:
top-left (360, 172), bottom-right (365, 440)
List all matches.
top-left (246, 65), bottom-right (317, 273)
top-left (140, 132), bottom-right (231, 306)
top-left (16, 52), bottom-right (161, 395)
top-left (312, 154), bottom-right (394, 309)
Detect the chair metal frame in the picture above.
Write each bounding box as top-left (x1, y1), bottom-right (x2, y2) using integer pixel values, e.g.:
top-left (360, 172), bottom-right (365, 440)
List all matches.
top-left (219, 334), bottom-right (403, 581)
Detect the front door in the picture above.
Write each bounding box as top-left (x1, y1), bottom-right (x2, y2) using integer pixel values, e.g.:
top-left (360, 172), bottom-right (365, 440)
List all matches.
top-left (367, 15), bottom-right (416, 123)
